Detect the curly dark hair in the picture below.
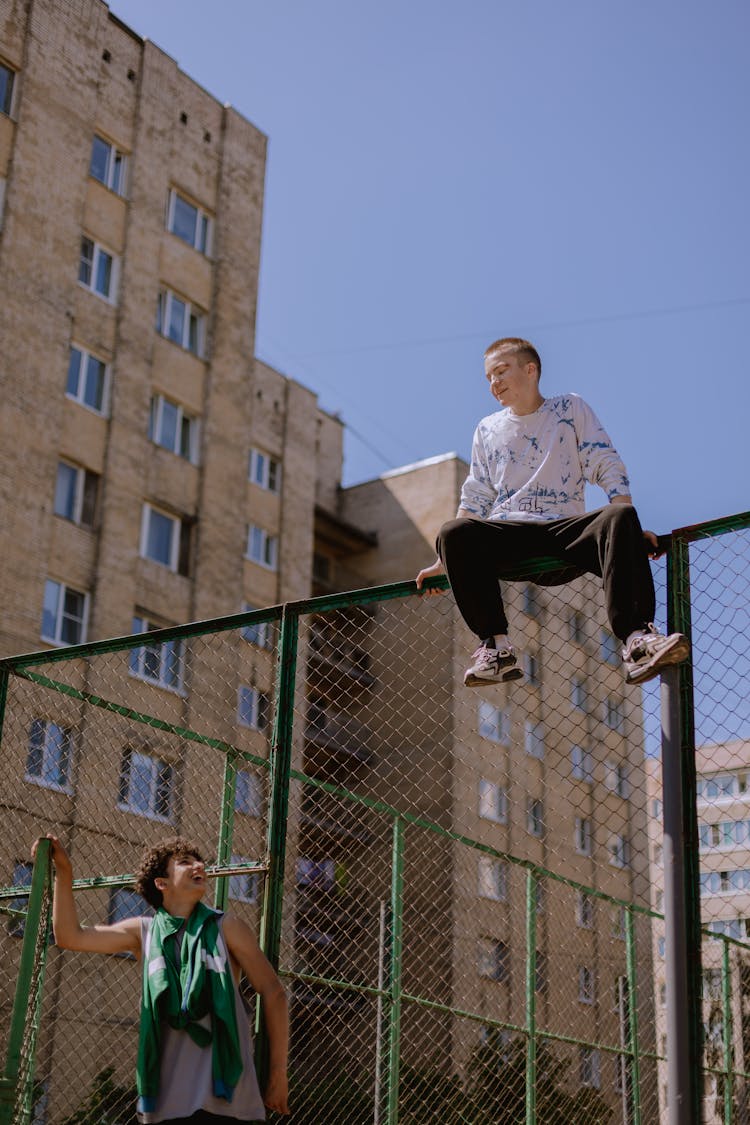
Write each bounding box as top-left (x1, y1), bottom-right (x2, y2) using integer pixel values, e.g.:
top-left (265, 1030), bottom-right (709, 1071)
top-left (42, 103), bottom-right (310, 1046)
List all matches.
top-left (135, 837), bottom-right (205, 909)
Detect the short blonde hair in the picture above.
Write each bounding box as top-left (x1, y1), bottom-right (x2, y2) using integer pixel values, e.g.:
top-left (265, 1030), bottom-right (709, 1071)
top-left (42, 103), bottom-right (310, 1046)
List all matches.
top-left (484, 337), bottom-right (542, 379)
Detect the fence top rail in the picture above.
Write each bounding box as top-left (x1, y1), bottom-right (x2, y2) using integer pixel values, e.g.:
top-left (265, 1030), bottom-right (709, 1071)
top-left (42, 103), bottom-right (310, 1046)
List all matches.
top-left (2, 507), bottom-right (746, 671)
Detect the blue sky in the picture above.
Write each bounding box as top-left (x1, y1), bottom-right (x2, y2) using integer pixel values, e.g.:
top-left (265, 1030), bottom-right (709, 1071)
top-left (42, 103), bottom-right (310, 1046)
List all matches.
top-left (111, 0), bottom-right (749, 535)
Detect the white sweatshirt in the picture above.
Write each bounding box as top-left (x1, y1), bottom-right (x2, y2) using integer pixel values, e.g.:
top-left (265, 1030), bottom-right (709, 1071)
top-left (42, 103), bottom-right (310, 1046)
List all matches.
top-left (460, 394), bottom-right (631, 523)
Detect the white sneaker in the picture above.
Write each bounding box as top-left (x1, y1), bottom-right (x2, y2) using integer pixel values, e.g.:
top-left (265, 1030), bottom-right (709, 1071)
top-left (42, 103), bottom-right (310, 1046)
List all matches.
top-left (464, 644), bottom-right (522, 687)
top-left (622, 624), bottom-right (690, 685)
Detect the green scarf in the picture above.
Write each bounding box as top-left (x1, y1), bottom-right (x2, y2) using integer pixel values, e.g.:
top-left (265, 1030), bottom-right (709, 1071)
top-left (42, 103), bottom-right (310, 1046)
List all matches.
top-left (136, 902), bottom-right (243, 1112)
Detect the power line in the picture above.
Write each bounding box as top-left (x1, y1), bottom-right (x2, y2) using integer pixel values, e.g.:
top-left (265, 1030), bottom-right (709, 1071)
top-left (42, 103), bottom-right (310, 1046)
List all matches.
top-left (296, 295), bottom-right (750, 360)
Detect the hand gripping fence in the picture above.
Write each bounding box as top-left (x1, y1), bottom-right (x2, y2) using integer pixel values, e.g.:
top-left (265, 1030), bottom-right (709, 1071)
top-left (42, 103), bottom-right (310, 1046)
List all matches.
top-left (0, 508), bottom-right (748, 1124)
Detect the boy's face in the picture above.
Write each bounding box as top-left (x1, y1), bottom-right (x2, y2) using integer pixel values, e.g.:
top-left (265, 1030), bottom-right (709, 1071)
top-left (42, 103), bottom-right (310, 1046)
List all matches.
top-left (484, 347), bottom-right (536, 410)
top-left (159, 854), bottom-right (207, 901)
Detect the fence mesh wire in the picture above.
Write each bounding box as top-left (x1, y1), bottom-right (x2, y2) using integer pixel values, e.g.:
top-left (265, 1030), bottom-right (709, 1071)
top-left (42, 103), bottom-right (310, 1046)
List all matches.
top-left (0, 514), bottom-right (748, 1123)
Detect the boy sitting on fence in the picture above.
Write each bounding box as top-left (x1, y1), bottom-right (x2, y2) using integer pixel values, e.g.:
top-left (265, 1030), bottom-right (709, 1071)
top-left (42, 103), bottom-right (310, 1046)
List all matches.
top-left (32, 833), bottom-right (289, 1123)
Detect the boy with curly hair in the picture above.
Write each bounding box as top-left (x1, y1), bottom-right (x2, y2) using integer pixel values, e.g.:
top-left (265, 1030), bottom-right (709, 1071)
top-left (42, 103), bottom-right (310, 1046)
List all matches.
top-left (34, 833), bottom-right (289, 1123)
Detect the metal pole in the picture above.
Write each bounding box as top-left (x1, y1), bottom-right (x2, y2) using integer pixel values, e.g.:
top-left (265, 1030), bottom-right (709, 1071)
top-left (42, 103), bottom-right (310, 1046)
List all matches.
top-left (374, 898), bottom-right (387, 1125)
top-left (255, 606), bottom-right (298, 1088)
top-left (721, 939), bottom-right (734, 1125)
top-left (624, 905), bottom-right (642, 1125)
top-left (0, 837), bottom-right (52, 1125)
top-left (661, 665), bottom-right (696, 1125)
top-left (525, 869), bottom-right (537, 1125)
top-left (385, 817), bottom-right (405, 1125)
top-left (213, 751), bottom-right (238, 912)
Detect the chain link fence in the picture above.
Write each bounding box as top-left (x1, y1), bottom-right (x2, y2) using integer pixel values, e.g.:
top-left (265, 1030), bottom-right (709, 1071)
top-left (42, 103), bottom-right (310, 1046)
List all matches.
top-left (0, 509), bottom-right (748, 1123)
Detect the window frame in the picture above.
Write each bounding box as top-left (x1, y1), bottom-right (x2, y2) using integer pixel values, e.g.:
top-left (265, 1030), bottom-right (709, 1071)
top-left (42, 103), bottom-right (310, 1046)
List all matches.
top-left (167, 188), bottom-right (213, 255)
top-left (604, 759), bottom-right (629, 798)
top-left (234, 768), bottom-right (263, 816)
top-left (575, 816), bottom-right (593, 857)
top-left (149, 393), bottom-right (200, 463)
top-left (249, 448), bottom-right (282, 494)
top-left (524, 720), bottom-right (544, 760)
top-left (156, 288), bottom-right (207, 357)
top-left (576, 890), bottom-right (595, 929)
top-left (0, 61), bottom-right (16, 118)
top-left (477, 936), bottom-right (509, 982)
top-left (527, 798), bottom-right (544, 838)
top-left (78, 235), bottom-right (118, 302)
top-left (246, 524), bottom-right (279, 571)
top-left (65, 344), bottom-right (110, 415)
top-left (26, 718), bottom-right (74, 793)
top-left (227, 854), bottom-right (259, 903)
top-left (571, 675), bottom-right (588, 711)
top-left (478, 701), bottom-right (509, 745)
top-left (237, 685), bottom-right (270, 732)
top-left (579, 1046), bottom-right (601, 1088)
top-left (89, 134), bottom-right (128, 196)
top-left (53, 460), bottom-right (99, 528)
top-left (609, 833), bottom-right (630, 869)
top-left (571, 744), bottom-right (593, 784)
top-left (578, 964), bottom-right (596, 1005)
top-left (128, 615), bottom-right (186, 694)
top-left (604, 695), bottom-right (626, 733)
top-left (240, 602), bottom-right (274, 649)
top-left (477, 856), bottom-right (507, 902)
top-left (41, 579), bottom-right (89, 646)
top-left (478, 778), bottom-right (508, 824)
top-left (118, 747), bottom-right (175, 823)
top-left (140, 503), bottom-right (191, 575)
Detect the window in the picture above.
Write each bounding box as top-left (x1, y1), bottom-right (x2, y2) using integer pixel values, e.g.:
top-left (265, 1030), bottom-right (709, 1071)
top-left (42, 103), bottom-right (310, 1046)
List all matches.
top-left (575, 816), bottom-right (592, 856)
top-left (228, 855), bottom-right (258, 903)
top-left (296, 857), bottom-right (336, 889)
top-left (149, 395), bottom-right (199, 462)
top-left (571, 745), bottom-right (593, 783)
top-left (527, 798), bottom-right (544, 837)
top-left (523, 652), bottom-right (540, 686)
top-left (653, 844), bottom-right (663, 865)
top-left (0, 176), bottom-right (6, 228)
top-left (523, 584), bottom-right (541, 617)
top-left (535, 951), bottom-right (547, 993)
top-left (156, 289), bottom-right (206, 356)
top-left (90, 135), bottom-right (127, 195)
top-left (0, 62), bottom-right (15, 117)
top-left (54, 461), bottom-right (99, 527)
top-left (246, 524), bottom-right (278, 570)
top-left (659, 981), bottom-right (666, 1007)
top-left (249, 448), bottom-right (282, 494)
top-left (41, 580), bottom-right (88, 645)
top-left (604, 696), bottom-right (625, 733)
top-left (26, 718), bottom-right (73, 792)
top-left (479, 702), bottom-right (509, 744)
top-left (140, 504), bottom-right (191, 575)
top-left (235, 769), bottom-right (262, 816)
top-left (118, 748), bottom-right (174, 821)
top-left (571, 676), bottom-right (588, 711)
top-left (576, 891), bottom-right (594, 929)
top-left (579, 1047), bottom-right (601, 1088)
top-left (652, 798), bottom-right (663, 818)
top-left (570, 610), bottom-right (585, 644)
top-left (109, 888), bottom-right (151, 923)
top-left (240, 603), bottom-right (274, 649)
top-left (609, 834), bottom-right (630, 869)
top-left (605, 760), bottom-right (629, 798)
top-left (654, 890), bottom-right (664, 912)
top-left (477, 856), bottom-right (507, 901)
top-left (129, 616), bottom-right (185, 692)
top-left (524, 720), bottom-right (544, 759)
top-left (600, 629), bottom-right (620, 666)
top-left (167, 189), bottom-right (212, 254)
top-left (700, 869), bottom-right (750, 895)
top-left (704, 968), bottom-right (722, 1002)
top-left (79, 237), bottom-right (117, 301)
top-left (657, 936), bottom-right (666, 959)
top-left (66, 345), bottom-right (109, 414)
top-left (612, 906), bottom-right (627, 941)
top-left (478, 779), bottom-right (507, 823)
top-left (578, 965), bottom-right (596, 1004)
top-left (697, 772), bottom-right (748, 802)
top-left (477, 937), bottom-right (509, 982)
top-left (238, 686), bottom-right (269, 731)
top-left (8, 862), bottom-right (32, 937)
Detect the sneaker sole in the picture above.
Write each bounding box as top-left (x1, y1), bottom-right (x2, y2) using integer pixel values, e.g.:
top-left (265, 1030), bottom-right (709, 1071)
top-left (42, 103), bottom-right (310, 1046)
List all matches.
top-left (625, 636), bottom-right (690, 685)
top-left (464, 667), bottom-right (524, 688)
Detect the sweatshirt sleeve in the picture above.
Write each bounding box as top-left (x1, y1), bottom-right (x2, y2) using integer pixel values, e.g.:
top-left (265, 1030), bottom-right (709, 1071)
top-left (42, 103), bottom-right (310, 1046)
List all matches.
top-left (572, 396), bottom-right (631, 500)
top-left (460, 424), bottom-right (497, 518)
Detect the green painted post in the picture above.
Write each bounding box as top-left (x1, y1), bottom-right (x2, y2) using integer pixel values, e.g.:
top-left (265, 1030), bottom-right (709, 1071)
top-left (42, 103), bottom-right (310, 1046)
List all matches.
top-left (525, 870), bottom-right (537, 1125)
top-left (624, 905), bottom-right (642, 1125)
top-left (667, 534), bottom-right (703, 1122)
top-left (722, 939), bottom-right (734, 1125)
top-left (0, 837), bottom-right (52, 1125)
top-left (385, 817), bottom-right (405, 1125)
top-left (213, 752), bottom-right (238, 912)
top-left (255, 607), bottom-right (298, 1087)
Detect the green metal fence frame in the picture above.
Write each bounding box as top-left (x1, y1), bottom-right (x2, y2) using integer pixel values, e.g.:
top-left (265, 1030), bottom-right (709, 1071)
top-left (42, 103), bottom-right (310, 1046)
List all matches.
top-left (0, 510), bottom-right (748, 1122)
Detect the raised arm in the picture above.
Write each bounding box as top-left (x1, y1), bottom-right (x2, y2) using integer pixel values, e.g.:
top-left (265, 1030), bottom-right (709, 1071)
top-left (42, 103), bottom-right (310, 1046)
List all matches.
top-left (32, 835), bottom-right (142, 956)
top-left (222, 913), bottom-right (289, 1115)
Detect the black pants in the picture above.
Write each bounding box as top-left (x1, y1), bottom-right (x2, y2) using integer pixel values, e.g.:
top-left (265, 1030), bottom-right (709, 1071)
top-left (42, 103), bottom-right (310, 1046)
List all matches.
top-left (436, 504), bottom-right (655, 643)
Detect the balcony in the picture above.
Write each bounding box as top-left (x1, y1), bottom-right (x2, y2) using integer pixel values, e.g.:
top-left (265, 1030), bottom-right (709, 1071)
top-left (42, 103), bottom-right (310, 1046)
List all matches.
top-left (305, 705), bottom-right (376, 767)
top-left (308, 627), bottom-right (376, 689)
